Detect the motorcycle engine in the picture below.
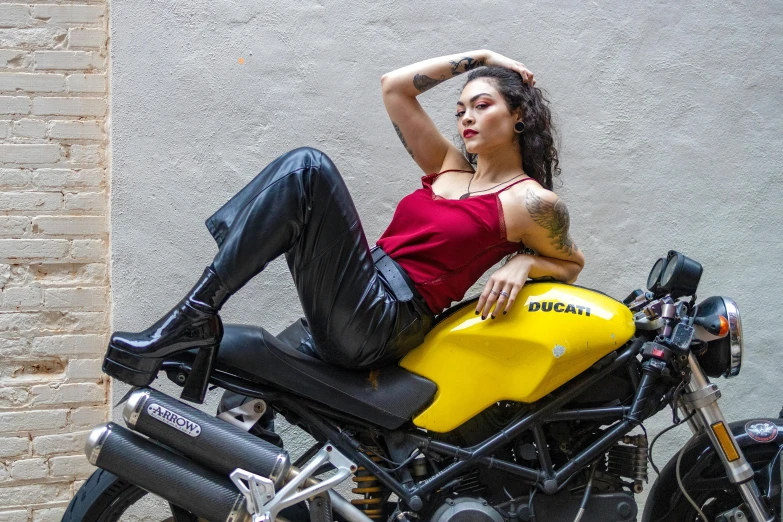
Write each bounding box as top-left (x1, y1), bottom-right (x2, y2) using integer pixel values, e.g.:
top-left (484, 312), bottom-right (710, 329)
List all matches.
top-left (429, 497), bottom-right (504, 522)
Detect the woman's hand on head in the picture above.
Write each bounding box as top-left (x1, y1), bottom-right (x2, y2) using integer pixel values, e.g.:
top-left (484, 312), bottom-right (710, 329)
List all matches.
top-left (475, 254), bottom-right (534, 320)
top-left (484, 51), bottom-right (536, 86)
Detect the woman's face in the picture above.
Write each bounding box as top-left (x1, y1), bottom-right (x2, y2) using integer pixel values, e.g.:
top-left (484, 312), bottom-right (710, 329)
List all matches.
top-left (456, 78), bottom-right (519, 157)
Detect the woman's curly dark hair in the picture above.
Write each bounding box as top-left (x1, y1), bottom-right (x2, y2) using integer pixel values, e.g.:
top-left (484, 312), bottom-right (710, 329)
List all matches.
top-left (461, 66), bottom-right (560, 190)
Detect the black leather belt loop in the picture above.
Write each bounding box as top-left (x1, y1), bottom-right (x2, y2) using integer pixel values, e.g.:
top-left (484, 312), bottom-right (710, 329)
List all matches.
top-left (371, 246), bottom-right (418, 303)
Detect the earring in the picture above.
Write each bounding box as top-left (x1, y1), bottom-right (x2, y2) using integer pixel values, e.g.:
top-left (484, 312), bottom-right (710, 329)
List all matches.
top-left (514, 121), bottom-right (525, 133)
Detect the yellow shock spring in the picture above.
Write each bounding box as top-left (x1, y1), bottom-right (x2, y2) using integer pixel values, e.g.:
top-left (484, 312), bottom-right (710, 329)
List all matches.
top-left (351, 454), bottom-right (384, 519)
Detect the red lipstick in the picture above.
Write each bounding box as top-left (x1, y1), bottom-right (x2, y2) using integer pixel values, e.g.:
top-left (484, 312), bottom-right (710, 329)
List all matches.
top-left (463, 129), bottom-right (478, 138)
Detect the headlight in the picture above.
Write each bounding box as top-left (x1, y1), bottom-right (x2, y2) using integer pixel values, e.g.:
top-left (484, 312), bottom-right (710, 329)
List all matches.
top-left (694, 296), bottom-right (743, 378)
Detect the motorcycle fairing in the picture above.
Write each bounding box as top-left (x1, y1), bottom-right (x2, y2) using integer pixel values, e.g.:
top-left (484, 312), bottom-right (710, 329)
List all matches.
top-left (164, 324), bottom-right (437, 430)
top-left (401, 282), bottom-right (636, 432)
top-left (642, 418), bottom-right (783, 522)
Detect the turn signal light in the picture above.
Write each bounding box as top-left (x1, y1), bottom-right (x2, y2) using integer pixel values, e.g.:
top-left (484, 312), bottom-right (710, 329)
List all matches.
top-left (718, 316), bottom-right (729, 337)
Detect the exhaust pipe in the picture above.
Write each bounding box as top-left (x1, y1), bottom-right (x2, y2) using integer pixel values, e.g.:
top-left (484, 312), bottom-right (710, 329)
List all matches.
top-left (86, 422), bottom-right (249, 522)
top-left (123, 388), bottom-right (290, 486)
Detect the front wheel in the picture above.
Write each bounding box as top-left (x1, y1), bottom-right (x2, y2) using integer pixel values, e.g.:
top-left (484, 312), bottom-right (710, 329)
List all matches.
top-left (642, 441), bottom-right (780, 522)
top-left (62, 469), bottom-right (201, 522)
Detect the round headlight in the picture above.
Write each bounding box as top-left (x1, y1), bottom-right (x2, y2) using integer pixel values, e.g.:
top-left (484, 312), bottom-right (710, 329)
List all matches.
top-left (694, 296), bottom-right (743, 378)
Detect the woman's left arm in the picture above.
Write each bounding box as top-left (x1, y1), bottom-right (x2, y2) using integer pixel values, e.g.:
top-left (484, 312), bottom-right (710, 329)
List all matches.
top-left (476, 186), bottom-right (585, 319)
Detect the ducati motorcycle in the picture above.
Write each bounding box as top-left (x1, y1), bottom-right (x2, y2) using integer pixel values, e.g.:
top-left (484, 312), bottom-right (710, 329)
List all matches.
top-left (63, 251), bottom-right (782, 522)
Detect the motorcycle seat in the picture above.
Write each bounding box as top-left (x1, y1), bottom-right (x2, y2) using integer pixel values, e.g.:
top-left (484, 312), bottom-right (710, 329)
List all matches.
top-left (165, 323), bottom-right (437, 430)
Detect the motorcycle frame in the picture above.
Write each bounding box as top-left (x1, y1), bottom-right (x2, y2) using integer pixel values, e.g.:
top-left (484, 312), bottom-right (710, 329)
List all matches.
top-left (167, 339), bottom-right (648, 505)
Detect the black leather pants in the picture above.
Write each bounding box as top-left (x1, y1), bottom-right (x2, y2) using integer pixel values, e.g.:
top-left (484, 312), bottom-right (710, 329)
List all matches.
top-left (206, 147), bottom-right (433, 369)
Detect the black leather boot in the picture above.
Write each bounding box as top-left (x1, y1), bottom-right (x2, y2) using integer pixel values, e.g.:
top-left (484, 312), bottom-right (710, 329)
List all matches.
top-left (103, 266), bottom-right (230, 402)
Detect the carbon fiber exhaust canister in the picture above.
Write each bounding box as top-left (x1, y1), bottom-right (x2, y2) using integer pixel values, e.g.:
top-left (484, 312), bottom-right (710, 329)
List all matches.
top-left (123, 388), bottom-right (290, 486)
top-left (86, 423), bottom-right (248, 522)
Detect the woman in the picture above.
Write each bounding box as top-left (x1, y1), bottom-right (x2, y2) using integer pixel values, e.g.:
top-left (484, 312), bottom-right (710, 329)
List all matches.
top-left (103, 50), bottom-right (585, 398)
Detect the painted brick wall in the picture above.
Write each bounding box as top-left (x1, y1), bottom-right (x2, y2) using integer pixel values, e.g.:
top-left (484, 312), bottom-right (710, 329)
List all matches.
top-left (0, 2), bottom-right (109, 519)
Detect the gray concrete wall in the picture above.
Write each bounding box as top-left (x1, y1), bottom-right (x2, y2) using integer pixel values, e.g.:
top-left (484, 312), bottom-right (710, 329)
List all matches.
top-left (110, 0), bottom-right (783, 512)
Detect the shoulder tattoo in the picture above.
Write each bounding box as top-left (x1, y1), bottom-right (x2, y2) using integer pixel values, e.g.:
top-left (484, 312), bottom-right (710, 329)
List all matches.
top-left (525, 191), bottom-right (577, 255)
top-left (413, 74), bottom-right (446, 93)
top-left (392, 122), bottom-right (414, 159)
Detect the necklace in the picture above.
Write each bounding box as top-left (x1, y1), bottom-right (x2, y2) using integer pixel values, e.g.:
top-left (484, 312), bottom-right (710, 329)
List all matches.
top-left (458, 172), bottom-right (527, 200)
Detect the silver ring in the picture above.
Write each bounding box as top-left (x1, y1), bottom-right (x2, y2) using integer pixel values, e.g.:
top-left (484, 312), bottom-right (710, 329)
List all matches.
top-left (490, 290), bottom-right (499, 295)
top-left (500, 291), bottom-right (510, 297)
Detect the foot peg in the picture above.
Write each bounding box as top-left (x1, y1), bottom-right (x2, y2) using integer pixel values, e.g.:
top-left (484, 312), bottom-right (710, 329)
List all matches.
top-left (230, 444), bottom-right (356, 522)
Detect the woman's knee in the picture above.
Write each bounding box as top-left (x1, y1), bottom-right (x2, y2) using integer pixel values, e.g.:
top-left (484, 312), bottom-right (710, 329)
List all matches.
top-left (283, 147), bottom-right (341, 183)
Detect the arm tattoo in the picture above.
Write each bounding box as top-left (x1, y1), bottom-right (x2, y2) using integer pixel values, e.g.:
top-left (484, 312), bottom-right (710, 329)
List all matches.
top-left (449, 56), bottom-right (485, 76)
top-left (392, 122), bottom-right (414, 159)
top-left (413, 73), bottom-right (446, 93)
top-left (525, 191), bottom-right (577, 255)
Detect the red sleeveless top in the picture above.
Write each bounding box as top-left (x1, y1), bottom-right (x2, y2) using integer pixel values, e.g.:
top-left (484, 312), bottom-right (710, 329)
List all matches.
top-left (377, 171), bottom-right (534, 314)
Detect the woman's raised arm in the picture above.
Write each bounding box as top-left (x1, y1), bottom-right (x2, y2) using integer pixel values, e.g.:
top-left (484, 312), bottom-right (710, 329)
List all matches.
top-left (381, 50), bottom-right (491, 174)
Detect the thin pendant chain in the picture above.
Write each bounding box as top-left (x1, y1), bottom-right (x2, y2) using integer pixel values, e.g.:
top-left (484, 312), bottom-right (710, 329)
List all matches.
top-left (459, 172), bottom-right (526, 200)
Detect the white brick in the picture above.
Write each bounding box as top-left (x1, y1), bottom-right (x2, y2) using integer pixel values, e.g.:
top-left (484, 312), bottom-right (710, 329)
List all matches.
top-left (10, 458), bottom-right (47, 480)
top-left (1, 286), bottom-right (42, 308)
top-left (33, 51), bottom-right (102, 71)
top-left (31, 382), bottom-right (105, 405)
top-left (0, 216), bottom-right (30, 236)
top-left (44, 286), bottom-right (105, 309)
top-left (0, 145), bottom-right (60, 165)
top-left (0, 97), bottom-right (30, 115)
top-left (66, 359), bottom-right (101, 380)
top-left (32, 168), bottom-right (102, 188)
top-left (49, 120), bottom-right (101, 140)
top-left (64, 192), bottom-right (104, 212)
top-left (61, 311), bottom-right (107, 332)
top-left (0, 437), bottom-right (28, 458)
top-left (0, 169), bottom-right (30, 188)
top-left (68, 28), bottom-right (106, 49)
top-left (69, 239), bottom-right (104, 261)
top-left (69, 405), bottom-right (104, 427)
top-left (0, 50), bottom-right (29, 69)
top-left (0, 191), bottom-right (62, 210)
top-left (0, 387), bottom-right (32, 408)
top-left (33, 430), bottom-right (89, 455)
top-left (0, 5), bottom-right (32, 29)
top-left (0, 510), bottom-right (28, 522)
top-left (31, 97), bottom-right (104, 117)
top-left (0, 240), bottom-right (69, 261)
top-left (0, 27), bottom-right (66, 49)
top-left (0, 358), bottom-right (65, 381)
top-left (68, 144), bottom-right (103, 164)
top-left (0, 338), bottom-right (31, 358)
top-left (0, 73), bottom-right (65, 93)
top-left (0, 120), bottom-right (9, 138)
top-left (66, 73), bottom-right (104, 93)
top-left (0, 483), bottom-right (70, 508)
top-left (32, 5), bottom-right (104, 24)
top-left (29, 263), bottom-right (107, 286)
top-left (33, 216), bottom-right (104, 236)
top-left (33, 507), bottom-right (66, 522)
top-left (49, 454), bottom-right (94, 478)
top-left (32, 334), bottom-right (104, 356)
top-left (12, 119), bottom-right (46, 139)
top-left (0, 409), bottom-right (67, 433)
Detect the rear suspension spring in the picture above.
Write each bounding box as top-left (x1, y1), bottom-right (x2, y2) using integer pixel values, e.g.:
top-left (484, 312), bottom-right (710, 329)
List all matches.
top-left (351, 452), bottom-right (385, 520)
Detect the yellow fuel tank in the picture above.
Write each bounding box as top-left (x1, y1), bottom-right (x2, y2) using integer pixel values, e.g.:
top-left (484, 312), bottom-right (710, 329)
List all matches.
top-left (400, 282), bottom-right (635, 432)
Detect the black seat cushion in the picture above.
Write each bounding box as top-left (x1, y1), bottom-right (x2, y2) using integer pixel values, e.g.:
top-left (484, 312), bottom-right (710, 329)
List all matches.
top-left (173, 324), bottom-right (437, 430)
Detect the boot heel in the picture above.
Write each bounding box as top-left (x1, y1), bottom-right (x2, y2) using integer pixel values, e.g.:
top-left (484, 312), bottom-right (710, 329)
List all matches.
top-left (180, 344), bottom-right (219, 403)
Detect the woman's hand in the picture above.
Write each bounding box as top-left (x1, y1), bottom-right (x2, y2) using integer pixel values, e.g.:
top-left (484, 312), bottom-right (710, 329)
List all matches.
top-left (475, 254), bottom-right (534, 320)
top-left (484, 51), bottom-right (536, 86)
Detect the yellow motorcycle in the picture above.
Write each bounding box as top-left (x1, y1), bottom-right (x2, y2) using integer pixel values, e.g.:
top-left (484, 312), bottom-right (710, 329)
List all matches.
top-left (64, 251), bottom-right (779, 522)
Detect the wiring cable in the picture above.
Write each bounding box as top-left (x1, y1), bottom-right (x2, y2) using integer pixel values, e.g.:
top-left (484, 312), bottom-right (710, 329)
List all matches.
top-left (572, 460), bottom-right (599, 522)
top-left (675, 446), bottom-right (708, 522)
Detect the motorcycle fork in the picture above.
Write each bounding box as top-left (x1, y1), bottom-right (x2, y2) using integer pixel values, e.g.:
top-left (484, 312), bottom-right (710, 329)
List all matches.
top-left (682, 354), bottom-right (774, 522)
